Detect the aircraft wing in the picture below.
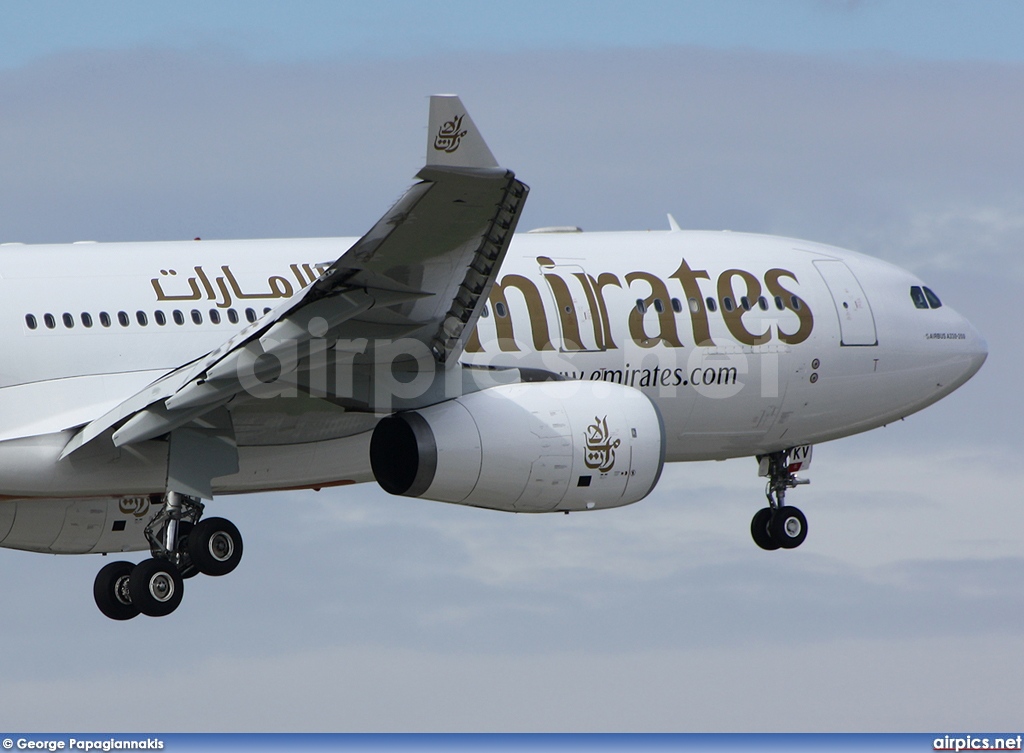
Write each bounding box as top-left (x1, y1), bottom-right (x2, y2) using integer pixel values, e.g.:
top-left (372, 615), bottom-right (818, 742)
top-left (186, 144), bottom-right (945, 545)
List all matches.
top-left (60, 96), bottom-right (529, 474)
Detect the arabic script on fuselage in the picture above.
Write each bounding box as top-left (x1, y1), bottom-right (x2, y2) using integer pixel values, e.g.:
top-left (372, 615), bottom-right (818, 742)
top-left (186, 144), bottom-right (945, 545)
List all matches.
top-left (151, 263), bottom-right (329, 308)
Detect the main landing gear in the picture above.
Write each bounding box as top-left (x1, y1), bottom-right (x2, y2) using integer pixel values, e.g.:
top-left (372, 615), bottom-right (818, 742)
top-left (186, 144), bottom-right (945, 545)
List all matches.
top-left (93, 492), bottom-right (243, 620)
top-left (751, 449), bottom-right (810, 551)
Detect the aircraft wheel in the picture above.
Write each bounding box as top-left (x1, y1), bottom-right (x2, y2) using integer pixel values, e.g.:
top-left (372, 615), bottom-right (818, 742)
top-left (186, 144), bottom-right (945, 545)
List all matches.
top-left (94, 560), bottom-right (140, 621)
top-left (750, 507), bottom-right (780, 551)
top-left (188, 517), bottom-right (243, 576)
top-left (770, 506), bottom-right (808, 549)
top-left (129, 558), bottom-right (184, 617)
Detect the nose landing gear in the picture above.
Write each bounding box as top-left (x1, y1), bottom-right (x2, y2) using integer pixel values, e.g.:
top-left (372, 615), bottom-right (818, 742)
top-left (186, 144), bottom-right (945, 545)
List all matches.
top-left (93, 492), bottom-right (243, 620)
top-left (751, 449), bottom-right (810, 550)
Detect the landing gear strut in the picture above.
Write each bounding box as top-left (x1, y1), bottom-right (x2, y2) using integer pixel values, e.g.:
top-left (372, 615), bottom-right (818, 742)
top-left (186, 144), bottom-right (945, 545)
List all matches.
top-left (93, 492), bottom-right (243, 620)
top-left (751, 449), bottom-right (810, 550)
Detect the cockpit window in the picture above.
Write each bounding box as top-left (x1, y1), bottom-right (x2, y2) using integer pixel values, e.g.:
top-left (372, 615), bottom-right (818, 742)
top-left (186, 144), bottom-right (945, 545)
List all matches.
top-left (911, 285), bottom-right (944, 309)
top-left (910, 286), bottom-right (929, 309)
top-left (923, 286), bottom-right (942, 308)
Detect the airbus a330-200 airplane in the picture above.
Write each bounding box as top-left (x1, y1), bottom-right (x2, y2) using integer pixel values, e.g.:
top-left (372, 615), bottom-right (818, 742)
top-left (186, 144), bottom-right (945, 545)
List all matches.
top-left (0, 96), bottom-right (986, 620)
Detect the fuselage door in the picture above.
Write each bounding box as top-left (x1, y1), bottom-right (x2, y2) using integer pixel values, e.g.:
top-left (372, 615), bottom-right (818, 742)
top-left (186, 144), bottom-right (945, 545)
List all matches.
top-left (813, 260), bottom-right (878, 346)
top-left (537, 257), bottom-right (609, 352)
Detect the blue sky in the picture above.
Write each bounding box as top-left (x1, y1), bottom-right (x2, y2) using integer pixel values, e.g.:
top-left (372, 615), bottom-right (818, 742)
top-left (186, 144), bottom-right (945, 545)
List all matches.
top-left (4, 0), bottom-right (1024, 68)
top-left (0, 0), bottom-right (1020, 734)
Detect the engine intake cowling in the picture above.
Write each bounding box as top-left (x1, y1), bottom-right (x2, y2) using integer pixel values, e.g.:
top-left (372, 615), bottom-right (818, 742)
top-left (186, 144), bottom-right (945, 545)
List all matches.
top-left (370, 381), bottom-right (664, 512)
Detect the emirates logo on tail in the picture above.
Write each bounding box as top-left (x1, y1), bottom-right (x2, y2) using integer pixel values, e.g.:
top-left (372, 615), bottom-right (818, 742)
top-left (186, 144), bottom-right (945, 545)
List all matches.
top-left (434, 113), bottom-right (467, 153)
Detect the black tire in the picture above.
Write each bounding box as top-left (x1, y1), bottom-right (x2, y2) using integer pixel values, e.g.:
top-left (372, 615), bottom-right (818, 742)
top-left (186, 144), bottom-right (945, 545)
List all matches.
top-left (129, 558), bottom-right (184, 617)
top-left (751, 507), bottom-right (780, 551)
top-left (770, 505), bottom-right (808, 549)
top-left (94, 560), bottom-right (140, 621)
top-left (188, 517), bottom-right (243, 576)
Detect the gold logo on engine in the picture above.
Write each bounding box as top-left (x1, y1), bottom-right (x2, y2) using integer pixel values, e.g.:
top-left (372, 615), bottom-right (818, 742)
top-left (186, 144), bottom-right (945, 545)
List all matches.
top-left (118, 497), bottom-right (150, 518)
top-left (584, 416), bottom-right (621, 473)
top-left (434, 114), bottom-right (467, 153)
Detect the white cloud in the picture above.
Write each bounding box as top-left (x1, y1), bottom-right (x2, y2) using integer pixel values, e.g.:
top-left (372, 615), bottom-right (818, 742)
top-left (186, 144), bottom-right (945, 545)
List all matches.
top-left (830, 201), bottom-right (1024, 280)
top-left (902, 204), bottom-right (1024, 274)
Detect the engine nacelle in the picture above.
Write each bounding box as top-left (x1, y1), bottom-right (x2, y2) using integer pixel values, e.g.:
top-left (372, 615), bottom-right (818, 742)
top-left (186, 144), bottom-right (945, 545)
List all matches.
top-left (0, 495), bottom-right (153, 554)
top-left (370, 381), bottom-right (665, 512)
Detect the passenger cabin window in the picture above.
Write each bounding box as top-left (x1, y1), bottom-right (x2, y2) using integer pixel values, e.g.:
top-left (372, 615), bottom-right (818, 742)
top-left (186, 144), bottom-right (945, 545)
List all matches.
top-left (722, 297), bottom-right (734, 312)
top-left (671, 298), bottom-right (683, 313)
top-left (774, 296), bottom-right (784, 310)
top-left (705, 297), bottom-right (718, 313)
top-left (758, 296), bottom-right (769, 311)
top-left (653, 299), bottom-right (664, 314)
top-left (23, 299), bottom-right (310, 335)
top-left (635, 299), bottom-right (647, 314)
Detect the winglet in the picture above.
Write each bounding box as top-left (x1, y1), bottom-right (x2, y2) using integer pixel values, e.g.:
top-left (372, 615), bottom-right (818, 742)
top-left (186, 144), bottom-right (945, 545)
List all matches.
top-left (426, 95), bottom-right (498, 169)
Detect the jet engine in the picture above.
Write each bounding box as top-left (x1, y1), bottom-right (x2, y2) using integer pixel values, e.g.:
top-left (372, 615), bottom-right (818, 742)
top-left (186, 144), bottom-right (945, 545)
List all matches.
top-left (370, 381), bottom-right (665, 512)
top-left (0, 495), bottom-right (152, 554)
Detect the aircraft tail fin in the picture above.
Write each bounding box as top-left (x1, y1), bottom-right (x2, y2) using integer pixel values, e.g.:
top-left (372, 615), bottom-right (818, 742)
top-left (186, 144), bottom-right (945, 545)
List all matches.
top-left (426, 94), bottom-right (498, 169)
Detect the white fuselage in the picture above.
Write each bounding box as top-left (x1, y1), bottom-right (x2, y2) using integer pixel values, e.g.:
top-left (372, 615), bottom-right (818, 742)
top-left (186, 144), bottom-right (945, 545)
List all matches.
top-left (0, 229), bottom-right (986, 504)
